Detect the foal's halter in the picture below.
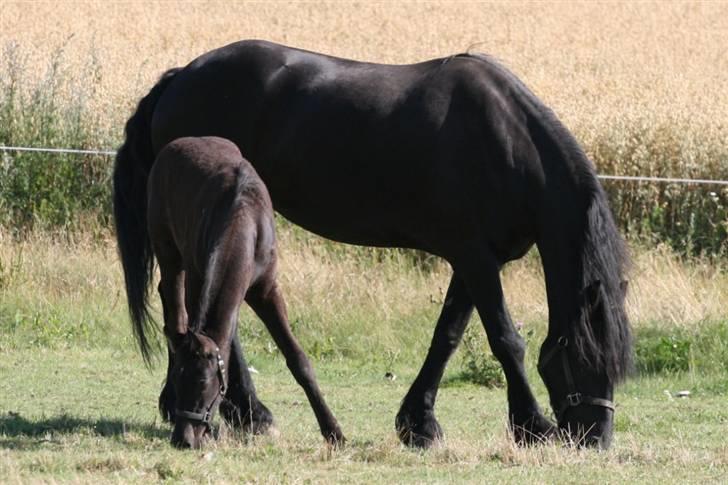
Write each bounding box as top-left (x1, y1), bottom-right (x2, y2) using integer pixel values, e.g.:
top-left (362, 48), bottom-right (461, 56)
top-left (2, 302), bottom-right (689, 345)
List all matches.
top-left (175, 348), bottom-right (227, 427)
top-left (538, 336), bottom-right (615, 422)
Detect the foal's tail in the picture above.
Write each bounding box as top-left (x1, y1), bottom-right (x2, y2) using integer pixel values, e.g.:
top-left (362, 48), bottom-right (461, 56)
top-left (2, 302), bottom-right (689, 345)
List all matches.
top-left (113, 68), bottom-right (181, 365)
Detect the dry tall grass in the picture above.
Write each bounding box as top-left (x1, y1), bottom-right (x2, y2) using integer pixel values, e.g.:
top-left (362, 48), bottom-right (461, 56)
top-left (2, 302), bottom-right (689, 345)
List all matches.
top-left (1, 1), bottom-right (726, 251)
top-left (2, 1), bottom-right (726, 153)
top-left (1, 230), bottom-right (724, 357)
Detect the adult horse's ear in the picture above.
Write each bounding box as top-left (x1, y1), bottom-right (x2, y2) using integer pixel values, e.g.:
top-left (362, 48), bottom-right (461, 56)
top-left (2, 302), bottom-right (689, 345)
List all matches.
top-left (584, 280), bottom-right (603, 310)
top-left (620, 280), bottom-right (629, 298)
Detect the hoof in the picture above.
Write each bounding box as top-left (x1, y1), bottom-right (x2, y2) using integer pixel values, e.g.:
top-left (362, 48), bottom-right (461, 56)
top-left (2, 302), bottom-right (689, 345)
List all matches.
top-left (220, 399), bottom-right (274, 435)
top-left (325, 428), bottom-right (347, 448)
top-left (511, 413), bottom-right (555, 446)
top-left (395, 409), bottom-right (443, 448)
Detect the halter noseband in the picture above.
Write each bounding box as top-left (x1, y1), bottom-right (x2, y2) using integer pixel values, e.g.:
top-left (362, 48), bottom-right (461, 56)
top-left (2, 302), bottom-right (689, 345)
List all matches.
top-left (538, 336), bottom-right (615, 422)
top-left (175, 347), bottom-right (227, 427)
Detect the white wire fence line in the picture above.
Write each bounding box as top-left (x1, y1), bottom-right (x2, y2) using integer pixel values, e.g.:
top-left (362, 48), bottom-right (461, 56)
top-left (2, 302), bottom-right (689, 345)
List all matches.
top-left (1, 145), bottom-right (727, 186)
top-left (0, 145), bottom-right (116, 156)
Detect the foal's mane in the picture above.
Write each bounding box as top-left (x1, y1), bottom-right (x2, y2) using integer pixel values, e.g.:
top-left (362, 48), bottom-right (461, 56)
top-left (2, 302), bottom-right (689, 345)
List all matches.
top-left (190, 160), bottom-right (250, 334)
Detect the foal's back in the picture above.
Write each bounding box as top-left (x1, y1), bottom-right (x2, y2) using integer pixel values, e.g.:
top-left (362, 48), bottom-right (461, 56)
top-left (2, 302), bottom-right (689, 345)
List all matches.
top-left (147, 136), bottom-right (275, 279)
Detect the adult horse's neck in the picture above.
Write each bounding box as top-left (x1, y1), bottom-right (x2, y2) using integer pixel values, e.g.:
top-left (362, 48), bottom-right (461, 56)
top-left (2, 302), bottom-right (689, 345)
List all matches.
top-left (535, 159), bottom-right (632, 381)
top-left (521, 81), bottom-right (631, 380)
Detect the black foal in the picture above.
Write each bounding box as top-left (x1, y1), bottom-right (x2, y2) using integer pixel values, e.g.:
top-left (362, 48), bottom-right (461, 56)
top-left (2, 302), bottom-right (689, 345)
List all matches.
top-left (141, 136), bottom-right (344, 448)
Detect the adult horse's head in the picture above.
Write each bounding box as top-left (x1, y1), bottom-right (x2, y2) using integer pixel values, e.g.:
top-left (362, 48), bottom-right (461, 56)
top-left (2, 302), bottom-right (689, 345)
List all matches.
top-left (168, 331), bottom-right (229, 449)
top-left (538, 279), bottom-right (631, 449)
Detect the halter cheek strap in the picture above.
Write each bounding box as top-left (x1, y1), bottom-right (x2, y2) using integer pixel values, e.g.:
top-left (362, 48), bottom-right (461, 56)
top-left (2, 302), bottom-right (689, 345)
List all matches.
top-left (175, 348), bottom-right (227, 428)
top-left (538, 336), bottom-right (615, 422)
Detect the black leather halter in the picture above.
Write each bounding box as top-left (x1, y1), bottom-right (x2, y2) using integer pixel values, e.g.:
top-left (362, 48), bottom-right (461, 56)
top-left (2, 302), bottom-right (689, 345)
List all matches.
top-left (538, 336), bottom-right (615, 422)
top-left (175, 348), bottom-right (227, 427)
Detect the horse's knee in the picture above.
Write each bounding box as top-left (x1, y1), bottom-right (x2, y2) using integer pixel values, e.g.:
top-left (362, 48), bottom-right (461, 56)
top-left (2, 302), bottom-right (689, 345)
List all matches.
top-left (489, 332), bottom-right (526, 363)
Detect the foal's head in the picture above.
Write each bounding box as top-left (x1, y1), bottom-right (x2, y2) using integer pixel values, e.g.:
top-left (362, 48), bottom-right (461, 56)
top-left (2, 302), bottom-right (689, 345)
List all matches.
top-left (169, 332), bottom-right (228, 449)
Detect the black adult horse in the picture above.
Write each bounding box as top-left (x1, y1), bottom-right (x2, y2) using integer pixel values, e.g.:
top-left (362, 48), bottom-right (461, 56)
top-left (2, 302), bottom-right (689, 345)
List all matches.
top-left (114, 40), bottom-right (632, 449)
top-left (146, 136), bottom-right (343, 449)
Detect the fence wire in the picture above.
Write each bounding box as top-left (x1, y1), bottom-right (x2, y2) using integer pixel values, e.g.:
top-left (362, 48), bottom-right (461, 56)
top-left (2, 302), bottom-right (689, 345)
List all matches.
top-left (1, 145), bottom-right (727, 186)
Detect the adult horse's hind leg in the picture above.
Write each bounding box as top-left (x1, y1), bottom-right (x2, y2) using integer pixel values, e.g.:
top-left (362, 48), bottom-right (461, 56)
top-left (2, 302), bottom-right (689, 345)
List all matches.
top-left (396, 273), bottom-right (473, 447)
top-left (455, 250), bottom-right (554, 445)
top-left (220, 327), bottom-right (274, 434)
top-left (246, 280), bottom-right (345, 445)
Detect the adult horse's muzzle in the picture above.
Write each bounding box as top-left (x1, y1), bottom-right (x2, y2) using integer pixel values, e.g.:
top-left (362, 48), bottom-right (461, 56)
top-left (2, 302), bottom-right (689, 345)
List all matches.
top-left (539, 336), bottom-right (616, 449)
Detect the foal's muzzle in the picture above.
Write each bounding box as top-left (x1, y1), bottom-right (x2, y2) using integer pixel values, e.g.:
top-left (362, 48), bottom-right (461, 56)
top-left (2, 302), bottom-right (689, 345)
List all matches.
top-left (172, 347), bottom-right (227, 447)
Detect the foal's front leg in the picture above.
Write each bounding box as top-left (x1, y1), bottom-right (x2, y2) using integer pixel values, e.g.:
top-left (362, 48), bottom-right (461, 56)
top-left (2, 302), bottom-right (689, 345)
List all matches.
top-left (246, 281), bottom-right (345, 445)
top-left (156, 260), bottom-right (187, 423)
top-left (158, 345), bottom-right (177, 423)
top-left (220, 328), bottom-right (274, 434)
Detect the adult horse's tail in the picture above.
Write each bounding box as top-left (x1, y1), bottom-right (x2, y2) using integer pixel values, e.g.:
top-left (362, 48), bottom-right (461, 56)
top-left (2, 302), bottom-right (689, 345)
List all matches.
top-left (113, 68), bottom-right (181, 365)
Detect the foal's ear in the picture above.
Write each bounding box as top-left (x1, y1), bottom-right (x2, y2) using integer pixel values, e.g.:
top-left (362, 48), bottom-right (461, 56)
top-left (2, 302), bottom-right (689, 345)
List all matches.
top-left (166, 329), bottom-right (187, 352)
top-left (187, 332), bottom-right (204, 355)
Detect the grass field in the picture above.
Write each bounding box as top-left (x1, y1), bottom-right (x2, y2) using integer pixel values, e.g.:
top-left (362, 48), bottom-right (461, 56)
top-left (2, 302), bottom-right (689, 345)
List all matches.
top-left (1, 1), bottom-right (727, 483)
top-left (1, 349), bottom-right (727, 483)
top-left (1, 234), bottom-right (727, 483)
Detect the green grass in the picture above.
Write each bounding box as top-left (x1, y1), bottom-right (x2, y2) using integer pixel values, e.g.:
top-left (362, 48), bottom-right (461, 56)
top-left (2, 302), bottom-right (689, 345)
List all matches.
top-left (0, 348), bottom-right (726, 484)
top-left (1, 236), bottom-right (726, 482)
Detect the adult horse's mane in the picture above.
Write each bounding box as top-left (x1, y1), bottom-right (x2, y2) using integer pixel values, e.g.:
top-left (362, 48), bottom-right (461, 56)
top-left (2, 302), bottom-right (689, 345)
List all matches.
top-left (464, 51), bottom-right (633, 382)
top-left (575, 181), bottom-right (633, 383)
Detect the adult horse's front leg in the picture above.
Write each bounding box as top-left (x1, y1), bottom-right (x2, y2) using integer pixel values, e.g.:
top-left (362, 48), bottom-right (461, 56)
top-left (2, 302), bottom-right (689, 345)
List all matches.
top-left (219, 329), bottom-right (274, 434)
top-left (396, 273), bottom-right (473, 448)
top-left (455, 251), bottom-right (554, 445)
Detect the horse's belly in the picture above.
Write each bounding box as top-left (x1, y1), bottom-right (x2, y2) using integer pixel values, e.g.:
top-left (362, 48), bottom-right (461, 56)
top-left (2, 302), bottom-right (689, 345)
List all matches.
top-left (271, 189), bottom-right (423, 249)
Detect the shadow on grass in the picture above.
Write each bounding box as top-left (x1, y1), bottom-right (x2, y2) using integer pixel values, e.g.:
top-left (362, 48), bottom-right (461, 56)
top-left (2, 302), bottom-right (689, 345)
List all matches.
top-left (0, 412), bottom-right (169, 450)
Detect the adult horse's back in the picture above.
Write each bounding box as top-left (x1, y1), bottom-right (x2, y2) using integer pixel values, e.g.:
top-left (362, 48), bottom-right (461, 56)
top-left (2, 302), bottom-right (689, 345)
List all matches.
top-left (114, 39), bottom-right (632, 449)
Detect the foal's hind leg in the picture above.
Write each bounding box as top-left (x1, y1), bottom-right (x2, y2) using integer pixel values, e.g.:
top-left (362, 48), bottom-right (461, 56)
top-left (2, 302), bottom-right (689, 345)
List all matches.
top-left (246, 280), bottom-right (345, 445)
top-left (396, 272), bottom-right (473, 448)
top-left (455, 251), bottom-right (554, 445)
top-left (219, 327), bottom-right (274, 434)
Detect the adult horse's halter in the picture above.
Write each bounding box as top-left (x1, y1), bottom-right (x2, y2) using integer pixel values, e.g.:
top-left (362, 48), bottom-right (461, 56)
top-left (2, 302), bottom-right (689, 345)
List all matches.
top-left (538, 336), bottom-right (615, 422)
top-left (175, 348), bottom-right (227, 428)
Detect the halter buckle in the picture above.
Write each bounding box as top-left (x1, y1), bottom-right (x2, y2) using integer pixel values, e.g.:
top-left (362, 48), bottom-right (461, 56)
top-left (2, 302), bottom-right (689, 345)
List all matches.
top-left (566, 392), bottom-right (582, 407)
